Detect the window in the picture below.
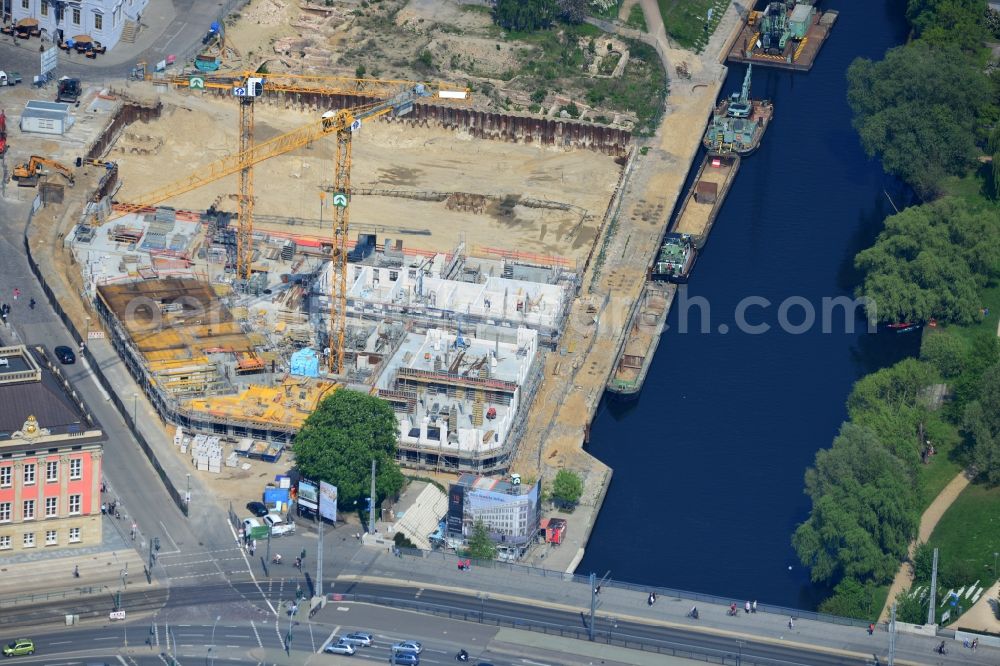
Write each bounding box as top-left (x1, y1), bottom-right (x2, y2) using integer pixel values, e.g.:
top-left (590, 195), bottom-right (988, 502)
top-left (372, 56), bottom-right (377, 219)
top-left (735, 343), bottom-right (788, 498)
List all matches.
top-left (0, 503), bottom-right (10, 522)
top-left (23, 463), bottom-right (35, 485)
top-left (72, 8), bottom-right (80, 25)
top-left (0, 536), bottom-right (9, 550)
top-left (22, 500), bottom-right (35, 520)
top-left (0, 466), bottom-right (10, 487)
top-left (45, 530), bottom-right (57, 545)
top-left (21, 0), bottom-right (28, 10)
top-left (23, 532), bottom-right (35, 548)
top-left (40, 3), bottom-right (48, 17)
top-left (56, 7), bottom-right (63, 22)
top-left (46, 460), bottom-right (58, 483)
top-left (70, 458), bottom-right (81, 480)
top-left (68, 494), bottom-right (81, 515)
top-left (69, 527), bottom-right (80, 543)
top-left (45, 496), bottom-right (58, 517)
top-left (94, 13), bottom-right (102, 30)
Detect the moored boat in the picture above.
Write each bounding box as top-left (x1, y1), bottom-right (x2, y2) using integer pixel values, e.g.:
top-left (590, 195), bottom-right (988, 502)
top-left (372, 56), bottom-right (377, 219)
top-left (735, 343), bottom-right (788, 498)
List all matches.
top-left (703, 64), bottom-right (773, 156)
top-left (651, 233), bottom-right (697, 283)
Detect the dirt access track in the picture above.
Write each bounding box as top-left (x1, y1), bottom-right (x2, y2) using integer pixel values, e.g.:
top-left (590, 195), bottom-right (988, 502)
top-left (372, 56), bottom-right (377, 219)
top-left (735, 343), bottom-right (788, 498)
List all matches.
top-left (111, 87), bottom-right (623, 261)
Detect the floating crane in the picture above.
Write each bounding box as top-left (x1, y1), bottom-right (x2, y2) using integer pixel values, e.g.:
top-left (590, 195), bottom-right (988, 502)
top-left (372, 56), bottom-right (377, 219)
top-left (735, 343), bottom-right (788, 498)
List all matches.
top-left (109, 72), bottom-right (470, 373)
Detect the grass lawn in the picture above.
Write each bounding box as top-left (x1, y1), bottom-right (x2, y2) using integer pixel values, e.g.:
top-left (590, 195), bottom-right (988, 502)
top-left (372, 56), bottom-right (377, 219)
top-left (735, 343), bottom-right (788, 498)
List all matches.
top-left (926, 483), bottom-right (1000, 587)
top-left (657, 0), bottom-right (729, 51)
top-left (627, 4), bottom-right (648, 31)
top-left (915, 435), bottom-right (963, 510)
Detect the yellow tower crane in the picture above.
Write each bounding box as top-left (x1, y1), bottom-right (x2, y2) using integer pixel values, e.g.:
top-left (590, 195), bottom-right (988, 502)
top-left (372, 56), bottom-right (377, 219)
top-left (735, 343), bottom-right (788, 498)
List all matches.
top-left (108, 72), bottom-right (470, 374)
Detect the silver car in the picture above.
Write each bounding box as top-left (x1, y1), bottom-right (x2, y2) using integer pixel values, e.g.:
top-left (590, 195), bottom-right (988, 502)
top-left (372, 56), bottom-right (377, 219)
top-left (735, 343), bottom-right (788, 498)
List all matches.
top-left (341, 632), bottom-right (373, 647)
top-left (391, 640), bottom-right (423, 654)
top-left (324, 640), bottom-right (356, 655)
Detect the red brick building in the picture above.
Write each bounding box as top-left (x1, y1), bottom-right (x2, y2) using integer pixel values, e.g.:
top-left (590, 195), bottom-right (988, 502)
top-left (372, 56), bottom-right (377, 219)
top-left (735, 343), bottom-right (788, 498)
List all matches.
top-left (0, 346), bottom-right (104, 554)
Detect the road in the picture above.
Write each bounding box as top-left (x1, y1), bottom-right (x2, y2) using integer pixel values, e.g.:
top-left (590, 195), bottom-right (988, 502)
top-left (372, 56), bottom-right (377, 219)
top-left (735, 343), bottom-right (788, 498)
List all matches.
top-left (0, 0), bottom-right (243, 82)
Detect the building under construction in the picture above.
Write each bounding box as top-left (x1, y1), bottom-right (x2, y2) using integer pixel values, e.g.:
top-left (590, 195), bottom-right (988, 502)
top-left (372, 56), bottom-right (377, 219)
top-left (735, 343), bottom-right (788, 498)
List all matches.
top-left (81, 206), bottom-right (564, 471)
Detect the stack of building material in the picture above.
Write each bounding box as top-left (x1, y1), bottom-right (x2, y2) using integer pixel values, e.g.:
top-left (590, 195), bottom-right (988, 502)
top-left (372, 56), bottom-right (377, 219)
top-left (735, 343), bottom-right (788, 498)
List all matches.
top-left (191, 434), bottom-right (223, 473)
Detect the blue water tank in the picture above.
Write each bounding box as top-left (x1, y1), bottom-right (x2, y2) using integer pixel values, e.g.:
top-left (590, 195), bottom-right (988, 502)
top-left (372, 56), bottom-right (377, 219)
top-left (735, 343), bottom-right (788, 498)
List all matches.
top-left (290, 348), bottom-right (320, 377)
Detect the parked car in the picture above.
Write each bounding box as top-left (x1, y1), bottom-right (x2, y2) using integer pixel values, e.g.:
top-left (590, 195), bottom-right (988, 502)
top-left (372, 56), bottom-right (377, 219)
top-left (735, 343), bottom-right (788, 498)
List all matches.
top-left (242, 517), bottom-right (262, 535)
top-left (390, 641), bottom-right (422, 655)
top-left (341, 632), bottom-right (373, 647)
top-left (2, 639), bottom-right (34, 656)
top-left (54, 345), bottom-right (75, 364)
top-left (263, 513), bottom-right (295, 536)
top-left (246, 501), bottom-right (268, 517)
top-left (388, 653), bottom-right (419, 666)
top-left (323, 640), bottom-right (356, 655)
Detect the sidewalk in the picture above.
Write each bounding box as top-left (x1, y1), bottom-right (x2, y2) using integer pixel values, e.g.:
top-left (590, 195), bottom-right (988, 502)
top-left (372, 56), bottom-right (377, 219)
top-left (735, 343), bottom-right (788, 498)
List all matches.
top-left (338, 547), bottom-right (999, 665)
top-left (0, 518), bottom-right (148, 602)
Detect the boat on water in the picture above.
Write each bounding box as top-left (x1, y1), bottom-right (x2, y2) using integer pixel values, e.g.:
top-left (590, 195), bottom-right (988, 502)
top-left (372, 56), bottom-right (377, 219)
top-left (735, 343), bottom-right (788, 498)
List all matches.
top-left (884, 322), bottom-right (922, 334)
top-left (651, 233), bottom-right (697, 283)
top-left (703, 64), bottom-right (773, 156)
top-left (606, 282), bottom-right (675, 400)
top-left (671, 154), bottom-right (740, 249)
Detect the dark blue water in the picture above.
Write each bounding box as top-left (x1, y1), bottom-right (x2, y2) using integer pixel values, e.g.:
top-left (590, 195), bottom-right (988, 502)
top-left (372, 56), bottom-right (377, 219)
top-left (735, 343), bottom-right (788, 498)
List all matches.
top-left (580, 0), bottom-right (918, 609)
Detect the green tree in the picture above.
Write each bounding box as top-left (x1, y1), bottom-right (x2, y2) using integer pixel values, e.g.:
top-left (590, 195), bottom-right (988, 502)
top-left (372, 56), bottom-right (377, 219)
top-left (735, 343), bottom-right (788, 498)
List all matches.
top-left (552, 468), bottom-right (583, 506)
top-left (493, 0), bottom-right (556, 32)
top-left (905, 0), bottom-right (987, 53)
top-left (854, 198), bottom-right (1000, 325)
top-left (962, 362), bottom-right (1000, 485)
top-left (846, 358), bottom-right (940, 465)
top-left (292, 390), bottom-right (404, 508)
top-left (920, 330), bottom-right (968, 378)
top-left (818, 577), bottom-right (883, 620)
top-left (355, 64), bottom-right (366, 79)
top-left (793, 423), bottom-right (919, 584)
top-left (846, 42), bottom-right (991, 196)
top-left (467, 519), bottom-right (497, 560)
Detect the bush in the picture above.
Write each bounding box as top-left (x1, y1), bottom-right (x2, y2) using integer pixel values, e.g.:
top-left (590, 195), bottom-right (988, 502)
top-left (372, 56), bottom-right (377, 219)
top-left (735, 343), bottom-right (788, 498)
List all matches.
top-left (552, 468), bottom-right (583, 506)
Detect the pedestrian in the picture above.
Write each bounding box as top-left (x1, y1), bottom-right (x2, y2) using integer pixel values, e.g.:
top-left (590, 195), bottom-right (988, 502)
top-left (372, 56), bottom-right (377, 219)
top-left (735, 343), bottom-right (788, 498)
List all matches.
top-left (788, 617), bottom-right (794, 630)
top-left (751, 600), bottom-right (757, 614)
top-left (28, 298), bottom-right (35, 310)
top-left (249, 545), bottom-right (255, 557)
top-left (971, 638), bottom-right (978, 651)
top-left (594, 585), bottom-right (601, 596)
top-left (101, 503), bottom-right (107, 515)
top-left (744, 600), bottom-right (751, 614)
top-left (13, 288), bottom-right (19, 301)
top-left (651, 591), bottom-right (656, 603)
top-left (868, 623), bottom-right (874, 636)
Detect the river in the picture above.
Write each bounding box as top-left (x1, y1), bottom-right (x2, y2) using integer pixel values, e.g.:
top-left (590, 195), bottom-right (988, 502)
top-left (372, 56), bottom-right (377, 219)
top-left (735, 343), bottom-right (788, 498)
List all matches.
top-left (579, 0), bottom-right (918, 609)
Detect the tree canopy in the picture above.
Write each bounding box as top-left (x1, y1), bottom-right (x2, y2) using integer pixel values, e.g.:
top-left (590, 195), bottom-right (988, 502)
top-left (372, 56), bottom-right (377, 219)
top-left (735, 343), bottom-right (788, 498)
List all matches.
top-left (492, 0), bottom-right (585, 32)
top-left (292, 390), bottom-right (404, 508)
top-left (963, 362), bottom-right (1000, 485)
top-left (552, 469), bottom-right (583, 506)
top-left (854, 198), bottom-right (1000, 325)
top-left (905, 0), bottom-right (987, 53)
top-left (793, 423), bottom-right (918, 584)
top-left (467, 519), bottom-right (497, 560)
top-left (846, 41), bottom-right (991, 196)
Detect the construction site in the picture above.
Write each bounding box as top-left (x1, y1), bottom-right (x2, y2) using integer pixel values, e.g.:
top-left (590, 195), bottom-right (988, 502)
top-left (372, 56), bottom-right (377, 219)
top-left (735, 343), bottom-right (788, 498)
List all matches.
top-left (24, 56), bottom-right (624, 475)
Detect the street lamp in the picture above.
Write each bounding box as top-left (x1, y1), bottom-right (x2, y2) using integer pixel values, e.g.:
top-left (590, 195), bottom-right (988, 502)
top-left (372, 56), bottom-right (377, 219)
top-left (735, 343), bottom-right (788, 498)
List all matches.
top-left (132, 393), bottom-right (138, 425)
top-left (207, 614), bottom-right (221, 666)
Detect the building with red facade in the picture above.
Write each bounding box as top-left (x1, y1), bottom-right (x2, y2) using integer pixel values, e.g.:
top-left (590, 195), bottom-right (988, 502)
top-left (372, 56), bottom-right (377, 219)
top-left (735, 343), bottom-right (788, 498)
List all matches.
top-left (0, 345), bottom-right (104, 554)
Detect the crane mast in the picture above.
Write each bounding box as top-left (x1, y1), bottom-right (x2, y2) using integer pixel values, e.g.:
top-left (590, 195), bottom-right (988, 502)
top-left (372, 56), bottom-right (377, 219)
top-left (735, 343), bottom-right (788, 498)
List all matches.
top-left (237, 96), bottom-right (255, 285)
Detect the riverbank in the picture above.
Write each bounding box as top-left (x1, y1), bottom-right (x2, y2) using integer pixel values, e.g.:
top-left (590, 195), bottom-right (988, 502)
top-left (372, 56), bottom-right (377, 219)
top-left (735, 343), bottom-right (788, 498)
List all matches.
top-left (514, 1), bottom-right (750, 572)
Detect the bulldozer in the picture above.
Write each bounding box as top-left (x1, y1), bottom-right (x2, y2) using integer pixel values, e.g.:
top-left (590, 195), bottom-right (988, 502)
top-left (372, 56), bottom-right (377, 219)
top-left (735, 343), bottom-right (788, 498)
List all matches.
top-left (12, 156), bottom-right (75, 187)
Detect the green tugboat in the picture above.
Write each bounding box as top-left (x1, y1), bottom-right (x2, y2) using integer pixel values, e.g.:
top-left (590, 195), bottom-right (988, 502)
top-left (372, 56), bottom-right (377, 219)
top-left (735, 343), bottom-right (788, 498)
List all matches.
top-left (703, 64), bottom-right (773, 156)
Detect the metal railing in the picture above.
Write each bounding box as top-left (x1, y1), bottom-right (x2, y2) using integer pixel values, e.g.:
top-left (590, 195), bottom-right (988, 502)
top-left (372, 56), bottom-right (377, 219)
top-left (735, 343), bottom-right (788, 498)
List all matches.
top-left (393, 547), bottom-right (871, 629)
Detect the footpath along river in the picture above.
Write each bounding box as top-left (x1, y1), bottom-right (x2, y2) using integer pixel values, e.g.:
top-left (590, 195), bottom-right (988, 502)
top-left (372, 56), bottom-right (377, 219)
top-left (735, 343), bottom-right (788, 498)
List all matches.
top-left (580, 0), bottom-right (919, 609)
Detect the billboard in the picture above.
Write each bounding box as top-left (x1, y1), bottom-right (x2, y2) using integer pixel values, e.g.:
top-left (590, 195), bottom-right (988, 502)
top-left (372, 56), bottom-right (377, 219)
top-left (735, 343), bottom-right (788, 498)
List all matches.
top-left (298, 480), bottom-right (318, 509)
top-left (319, 481), bottom-right (338, 522)
top-left (447, 484), bottom-right (465, 536)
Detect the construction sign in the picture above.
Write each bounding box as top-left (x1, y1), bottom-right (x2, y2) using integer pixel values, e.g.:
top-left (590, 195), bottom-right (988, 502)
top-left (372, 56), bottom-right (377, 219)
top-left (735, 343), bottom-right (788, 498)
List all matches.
top-left (332, 193), bottom-right (348, 208)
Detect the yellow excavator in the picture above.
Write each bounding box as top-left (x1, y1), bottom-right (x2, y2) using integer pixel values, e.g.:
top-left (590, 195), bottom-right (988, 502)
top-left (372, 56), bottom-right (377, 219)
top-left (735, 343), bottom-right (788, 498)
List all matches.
top-left (12, 155), bottom-right (75, 187)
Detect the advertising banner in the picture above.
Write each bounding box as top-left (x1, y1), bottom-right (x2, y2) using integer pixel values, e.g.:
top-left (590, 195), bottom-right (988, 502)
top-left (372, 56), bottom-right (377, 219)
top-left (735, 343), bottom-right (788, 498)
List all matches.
top-left (447, 484), bottom-right (465, 536)
top-left (298, 480), bottom-right (318, 509)
top-left (263, 487), bottom-right (288, 507)
top-left (319, 481), bottom-right (338, 522)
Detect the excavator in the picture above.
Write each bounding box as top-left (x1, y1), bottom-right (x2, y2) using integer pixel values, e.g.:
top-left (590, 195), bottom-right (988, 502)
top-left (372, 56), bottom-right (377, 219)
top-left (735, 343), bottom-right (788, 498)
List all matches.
top-left (12, 156), bottom-right (75, 187)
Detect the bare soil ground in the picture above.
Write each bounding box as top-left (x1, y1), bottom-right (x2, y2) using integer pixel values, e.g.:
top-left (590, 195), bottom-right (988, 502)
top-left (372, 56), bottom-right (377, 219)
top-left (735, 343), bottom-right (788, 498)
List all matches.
top-left (111, 87), bottom-right (621, 260)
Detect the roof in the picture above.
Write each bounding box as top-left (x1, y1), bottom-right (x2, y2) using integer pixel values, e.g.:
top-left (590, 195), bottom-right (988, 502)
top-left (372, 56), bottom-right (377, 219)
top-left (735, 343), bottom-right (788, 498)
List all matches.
top-left (0, 346), bottom-right (101, 442)
top-left (23, 100), bottom-right (71, 121)
top-left (22, 108), bottom-right (69, 122)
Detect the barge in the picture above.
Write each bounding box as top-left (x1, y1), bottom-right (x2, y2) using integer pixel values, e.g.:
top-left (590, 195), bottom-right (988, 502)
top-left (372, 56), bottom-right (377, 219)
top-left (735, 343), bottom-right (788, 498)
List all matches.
top-left (606, 281), bottom-right (675, 400)
top-left (671, 154), bottom-right (740, 248)
top-left (726, 1), bottom-right (838, 72)
top-left (704, 64), bottom-right (773, 157)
